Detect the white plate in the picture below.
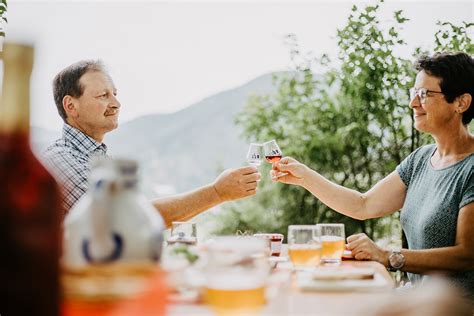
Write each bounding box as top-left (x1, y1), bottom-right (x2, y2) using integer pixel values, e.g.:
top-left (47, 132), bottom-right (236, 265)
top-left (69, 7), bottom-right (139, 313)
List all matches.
top-left (296, 270), bottom-right (389, 292)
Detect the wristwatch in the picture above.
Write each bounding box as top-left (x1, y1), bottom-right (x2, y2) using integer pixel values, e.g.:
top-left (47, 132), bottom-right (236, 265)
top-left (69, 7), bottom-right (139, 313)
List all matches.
top-left (388, 249), bottom-right (405, 271)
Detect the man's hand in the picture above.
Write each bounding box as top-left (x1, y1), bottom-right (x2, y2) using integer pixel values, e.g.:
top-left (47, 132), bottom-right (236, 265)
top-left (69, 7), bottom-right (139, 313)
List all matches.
top-left (346, 233), bottom-right (390, 267)
top-left (213, 166), bottom-right (261, 202)
top-left (271, 156), bottom-right (309, 186)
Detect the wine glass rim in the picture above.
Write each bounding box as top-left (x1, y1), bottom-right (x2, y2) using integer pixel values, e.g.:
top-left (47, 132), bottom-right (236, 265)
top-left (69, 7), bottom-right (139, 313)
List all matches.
top-left (263, 139), bottom-right (277, 145)
top-left (288, 225), bottom-right (318, 229)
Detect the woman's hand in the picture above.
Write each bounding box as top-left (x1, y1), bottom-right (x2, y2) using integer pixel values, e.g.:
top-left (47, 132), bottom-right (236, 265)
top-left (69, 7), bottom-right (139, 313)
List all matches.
top-left (346, 233), bottom-right (389, 267)
top-left (270, 156), bottom-right (309, 186)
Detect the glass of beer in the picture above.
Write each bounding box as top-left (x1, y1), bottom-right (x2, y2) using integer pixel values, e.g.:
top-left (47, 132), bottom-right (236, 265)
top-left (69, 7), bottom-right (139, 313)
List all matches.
top-left (167, 221), bottom-right (197, 245)
top-left (317, 223), bottom-right (345, 265)
top-left (287, 225), bottom-right (321, 270)
top-left (204, 237), bottom-right (270, 315)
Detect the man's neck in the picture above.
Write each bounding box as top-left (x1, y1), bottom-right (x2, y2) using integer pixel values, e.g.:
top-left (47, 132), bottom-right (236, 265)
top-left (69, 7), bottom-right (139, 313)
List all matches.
top-left (66, 120), bottom-right (104, 143)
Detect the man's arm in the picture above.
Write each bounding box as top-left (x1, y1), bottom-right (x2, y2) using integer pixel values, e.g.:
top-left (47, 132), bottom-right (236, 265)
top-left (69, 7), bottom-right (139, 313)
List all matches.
top-left (152, 166), bottom-right (260, 227)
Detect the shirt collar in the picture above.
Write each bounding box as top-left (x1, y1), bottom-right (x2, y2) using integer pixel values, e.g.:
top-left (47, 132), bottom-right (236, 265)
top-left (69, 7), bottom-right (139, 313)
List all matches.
top-left (62, 124), bottom-right (108, 155)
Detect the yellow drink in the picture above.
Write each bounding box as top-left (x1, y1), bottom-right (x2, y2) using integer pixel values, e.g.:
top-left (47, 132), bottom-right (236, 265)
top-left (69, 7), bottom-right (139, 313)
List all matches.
top-left (288, 244), bottom-right (322, 268)
top-left (321, 236), bottom-right (345, 262)
top-left (205, 286), bottom-right (265, 315)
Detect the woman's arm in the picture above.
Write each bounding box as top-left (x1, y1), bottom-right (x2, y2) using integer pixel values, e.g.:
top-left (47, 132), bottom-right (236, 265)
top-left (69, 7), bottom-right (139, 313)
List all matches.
top-left (273, 157), bottom-right (407, 220)
top-left (347, 202), bottom-right (474, 272)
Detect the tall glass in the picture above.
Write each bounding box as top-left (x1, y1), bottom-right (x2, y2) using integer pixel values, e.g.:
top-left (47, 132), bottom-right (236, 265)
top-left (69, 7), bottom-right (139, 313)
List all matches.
top-left (318, 223), bottom-right (345, 265)
top-left (167, 221), bottom-right (197, 245)
top-left (287, 225), bottom-right (321, 269)
top-left (205, 237), bottom-right (270, 315)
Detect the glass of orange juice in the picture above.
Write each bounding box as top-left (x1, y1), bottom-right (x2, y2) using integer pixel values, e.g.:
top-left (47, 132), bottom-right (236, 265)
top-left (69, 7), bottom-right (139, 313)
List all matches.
top-left (204, 237), bottom-right (270, 315)
top-left (287, 225), bottom-right (321, 270)
top-left (317, 223), bottom-right (345, 265)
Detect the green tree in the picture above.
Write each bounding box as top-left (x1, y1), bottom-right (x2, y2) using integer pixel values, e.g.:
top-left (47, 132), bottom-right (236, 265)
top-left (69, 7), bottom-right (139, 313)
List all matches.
top-left (0, 0), bottom-right (6, 38)
top-left (210, 1), bottom-right (473, 242)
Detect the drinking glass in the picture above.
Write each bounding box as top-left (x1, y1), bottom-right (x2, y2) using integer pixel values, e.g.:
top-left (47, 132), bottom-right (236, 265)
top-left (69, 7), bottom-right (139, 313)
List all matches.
top-left (167, 221), bottom-right (197, 245)
top-left (263, 140), bottom-right (287, 177)
top-left (246, 143), bottom-right (263, 167)
top-left (317, 223), bottom-right (345, 265)
top-left (204, 237), bottom-right (270, 315)
top-left (287, 225), bottom-right (321, 269)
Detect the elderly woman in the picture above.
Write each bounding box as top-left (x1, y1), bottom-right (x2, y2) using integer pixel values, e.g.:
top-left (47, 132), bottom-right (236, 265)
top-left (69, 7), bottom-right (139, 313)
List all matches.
top-left (272, 52), bottom-right (474, 298)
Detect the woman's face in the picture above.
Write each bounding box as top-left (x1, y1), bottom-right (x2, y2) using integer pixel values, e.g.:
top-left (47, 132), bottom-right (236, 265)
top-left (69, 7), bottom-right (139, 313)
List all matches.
top-left (410, 70), bottom-right (458, 134)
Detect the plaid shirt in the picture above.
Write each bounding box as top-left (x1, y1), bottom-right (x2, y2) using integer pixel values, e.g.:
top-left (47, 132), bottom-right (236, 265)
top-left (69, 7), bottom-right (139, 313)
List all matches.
top-left (42, 124), bottom-right (108, 212)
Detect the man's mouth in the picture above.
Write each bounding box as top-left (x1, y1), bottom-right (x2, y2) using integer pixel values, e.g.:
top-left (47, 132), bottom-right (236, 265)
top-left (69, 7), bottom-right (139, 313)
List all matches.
top-left (105, 110), bottom-right (118, 116)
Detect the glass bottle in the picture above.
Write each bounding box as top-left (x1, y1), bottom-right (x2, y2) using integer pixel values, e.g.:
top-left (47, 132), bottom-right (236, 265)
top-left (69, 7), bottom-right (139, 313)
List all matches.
top-left (0, 43), bottom-right (62, 315)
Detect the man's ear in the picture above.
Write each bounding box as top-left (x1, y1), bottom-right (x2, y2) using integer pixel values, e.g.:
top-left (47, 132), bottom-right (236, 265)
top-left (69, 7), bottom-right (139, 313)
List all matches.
top-left (456, 93), bottom-right (472, 114)
top-left (63, 95), bottom-right (78, 118)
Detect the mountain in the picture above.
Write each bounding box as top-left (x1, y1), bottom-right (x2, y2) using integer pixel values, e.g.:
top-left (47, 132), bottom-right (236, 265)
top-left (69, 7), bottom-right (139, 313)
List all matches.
top-left (32, 72), bottom-right (277, 197)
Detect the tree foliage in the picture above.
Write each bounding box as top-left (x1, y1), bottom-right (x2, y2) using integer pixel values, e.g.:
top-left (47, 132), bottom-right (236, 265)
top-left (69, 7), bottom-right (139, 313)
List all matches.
top-left (0, 0), bottom-right (6, 38)
top-left (210, 1), bottom-right (473, 242)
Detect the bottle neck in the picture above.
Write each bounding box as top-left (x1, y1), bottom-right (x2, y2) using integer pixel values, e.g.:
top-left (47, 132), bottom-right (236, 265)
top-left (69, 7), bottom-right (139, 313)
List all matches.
top-left (0, 43), bottom-right (34, 134)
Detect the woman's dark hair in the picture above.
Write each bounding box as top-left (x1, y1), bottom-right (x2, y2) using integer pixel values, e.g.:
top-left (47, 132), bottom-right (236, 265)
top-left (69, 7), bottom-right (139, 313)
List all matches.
top-left (52, 60), bottom-right (107, 122)
top-left (415, 52), bottom-right (474, 125)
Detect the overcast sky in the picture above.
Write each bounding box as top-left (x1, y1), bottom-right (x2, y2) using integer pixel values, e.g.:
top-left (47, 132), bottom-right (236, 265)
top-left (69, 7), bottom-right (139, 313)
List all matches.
top-left (5, 0), bottom-right (473, 131)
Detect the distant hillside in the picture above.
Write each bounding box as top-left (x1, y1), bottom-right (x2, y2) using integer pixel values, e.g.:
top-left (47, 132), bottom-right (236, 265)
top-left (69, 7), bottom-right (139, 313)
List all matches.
top-left (32, 72), bottom-right (278, 197)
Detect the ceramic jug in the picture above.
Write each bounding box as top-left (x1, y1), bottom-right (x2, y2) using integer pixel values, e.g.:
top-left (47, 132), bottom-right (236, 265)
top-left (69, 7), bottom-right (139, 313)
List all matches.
top-left (62, 158), bottom-right (165, 268)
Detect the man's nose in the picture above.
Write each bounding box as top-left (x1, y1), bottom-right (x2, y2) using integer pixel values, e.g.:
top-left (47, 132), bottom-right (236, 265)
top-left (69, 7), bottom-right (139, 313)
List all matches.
top-left (111, 95), bottom-right (121, 109)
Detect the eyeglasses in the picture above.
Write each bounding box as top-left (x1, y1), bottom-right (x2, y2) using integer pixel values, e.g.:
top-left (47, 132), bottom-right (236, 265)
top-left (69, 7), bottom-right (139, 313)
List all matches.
top-left (409, 87), bottom-right (443, 104)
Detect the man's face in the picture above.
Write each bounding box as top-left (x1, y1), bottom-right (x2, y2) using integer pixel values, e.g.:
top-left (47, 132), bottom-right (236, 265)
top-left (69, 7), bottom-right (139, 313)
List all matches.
top-left (68, 70), bottom-right (121, 139)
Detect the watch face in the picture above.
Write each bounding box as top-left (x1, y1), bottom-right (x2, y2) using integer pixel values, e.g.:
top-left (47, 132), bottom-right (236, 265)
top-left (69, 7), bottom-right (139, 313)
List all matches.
top-left (390, 252), bottom-right (405, 269)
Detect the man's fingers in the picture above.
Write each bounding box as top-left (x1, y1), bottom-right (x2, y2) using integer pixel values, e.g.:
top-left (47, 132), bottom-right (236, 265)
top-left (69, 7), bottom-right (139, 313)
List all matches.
top-left (244, 173), bottom-right (261, 183)
top-left (245, 182), bottom-right (258, 190)
top-left (238, 166), bottom-right (259, 175)
top-left (245, 188), bottom-right (257, 195)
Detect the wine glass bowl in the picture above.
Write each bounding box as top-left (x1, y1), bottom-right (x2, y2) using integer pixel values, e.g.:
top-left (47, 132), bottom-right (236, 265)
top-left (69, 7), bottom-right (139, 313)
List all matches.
top-left (246, 143), bottom-right (263, 167)
top-left (263, 140), bottom-right (287, 177)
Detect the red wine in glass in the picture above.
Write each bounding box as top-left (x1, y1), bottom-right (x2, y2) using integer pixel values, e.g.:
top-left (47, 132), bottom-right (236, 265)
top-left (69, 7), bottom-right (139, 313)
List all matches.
top-left (263, 140), bottom-right (288, 177)
top-left (265, 155), bottom-right (282, 163)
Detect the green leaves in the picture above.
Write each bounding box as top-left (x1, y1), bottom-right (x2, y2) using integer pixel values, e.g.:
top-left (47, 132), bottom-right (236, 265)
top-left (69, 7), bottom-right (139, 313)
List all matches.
top-left (0, 0), bottom-right (6, 38)
top-left (434, 21), bottom-right (474, 53)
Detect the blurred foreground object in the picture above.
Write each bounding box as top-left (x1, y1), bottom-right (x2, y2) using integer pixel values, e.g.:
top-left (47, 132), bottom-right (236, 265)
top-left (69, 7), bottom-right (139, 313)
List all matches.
top-left (63, 158), bottom-right (166, 268)
top-left (366, 276), bottom-right (472, 316)
top-left (62, 262), bottom-right (168, 316)
top-left (0, 43), bottom-right (62, 315)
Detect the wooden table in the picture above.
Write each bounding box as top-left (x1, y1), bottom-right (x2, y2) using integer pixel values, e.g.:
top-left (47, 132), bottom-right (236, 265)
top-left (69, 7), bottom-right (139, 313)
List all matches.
top-left (167, 255), bottom-right (395, 316)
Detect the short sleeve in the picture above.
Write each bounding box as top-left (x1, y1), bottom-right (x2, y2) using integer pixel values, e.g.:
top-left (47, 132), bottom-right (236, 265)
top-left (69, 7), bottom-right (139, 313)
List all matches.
top-left (460, 173), bottom-right (474, 209)
top-left (396, 145), bottom-right (434, 188)
top-left (396, 151), bottom-right (416, 187)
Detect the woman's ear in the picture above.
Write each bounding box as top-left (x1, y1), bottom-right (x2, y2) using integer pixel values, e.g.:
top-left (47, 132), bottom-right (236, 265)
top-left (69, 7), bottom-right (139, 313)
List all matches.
top-left (456, 93), bottom-right (472, 114)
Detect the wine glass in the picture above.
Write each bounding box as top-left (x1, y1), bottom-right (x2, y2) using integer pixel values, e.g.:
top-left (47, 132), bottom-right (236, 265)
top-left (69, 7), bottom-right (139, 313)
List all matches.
top-left (246, 143), bottom-right (263, 167)
top-left (263, 140), bottom-right (287, 177)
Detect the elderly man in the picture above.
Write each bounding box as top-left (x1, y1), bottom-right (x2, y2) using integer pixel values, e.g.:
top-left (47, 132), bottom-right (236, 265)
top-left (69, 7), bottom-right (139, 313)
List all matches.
top-left (42, 60), bottom-right (259, 226)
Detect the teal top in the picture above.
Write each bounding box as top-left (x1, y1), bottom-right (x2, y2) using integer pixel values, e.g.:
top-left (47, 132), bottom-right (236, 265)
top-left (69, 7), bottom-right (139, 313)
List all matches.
top-left (396, 144), bottom-right (474, 298)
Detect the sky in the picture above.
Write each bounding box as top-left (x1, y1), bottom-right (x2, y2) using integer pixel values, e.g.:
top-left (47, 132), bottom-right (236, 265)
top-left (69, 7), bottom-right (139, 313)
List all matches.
top-left (4, 0), bottom-right (473, 131)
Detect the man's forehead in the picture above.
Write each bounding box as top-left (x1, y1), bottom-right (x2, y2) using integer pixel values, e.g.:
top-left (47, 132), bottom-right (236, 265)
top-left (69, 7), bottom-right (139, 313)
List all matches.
top-left (80, 70), bottom-right (116, 90)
